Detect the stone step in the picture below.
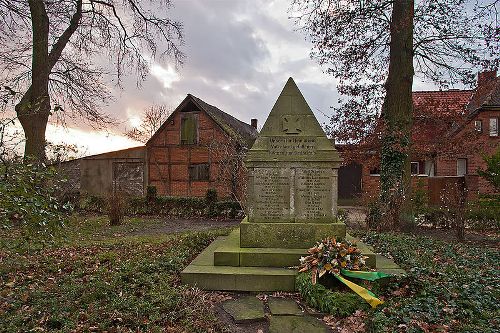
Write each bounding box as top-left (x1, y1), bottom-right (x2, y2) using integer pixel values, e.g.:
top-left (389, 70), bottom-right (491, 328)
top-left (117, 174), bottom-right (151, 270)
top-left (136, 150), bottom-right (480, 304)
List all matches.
top-left (181, 235), bottom-right (297, 291)
top-left (214, 229), bottom-right (306, 267)
top-left (239, 217), bottom-right (346, 248)
top-left (214, 229), bottom-right (377, 268)
top-left (181, 229), bottom-right (403, 292)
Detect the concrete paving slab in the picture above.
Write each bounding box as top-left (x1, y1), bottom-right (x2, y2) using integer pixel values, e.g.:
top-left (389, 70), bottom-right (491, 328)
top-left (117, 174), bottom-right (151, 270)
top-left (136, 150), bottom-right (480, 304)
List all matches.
top-left (268, 297), bottom-right (303, 316)
top-left (222, 296), bottom-right (265, 323)
top-left (269, 315), bottom-right (328, 333)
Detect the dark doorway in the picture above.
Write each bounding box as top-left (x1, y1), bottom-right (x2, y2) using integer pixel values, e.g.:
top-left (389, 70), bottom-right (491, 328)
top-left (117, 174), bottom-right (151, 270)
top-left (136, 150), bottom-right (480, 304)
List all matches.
top-left (338, 163), bottom-right (362, 204)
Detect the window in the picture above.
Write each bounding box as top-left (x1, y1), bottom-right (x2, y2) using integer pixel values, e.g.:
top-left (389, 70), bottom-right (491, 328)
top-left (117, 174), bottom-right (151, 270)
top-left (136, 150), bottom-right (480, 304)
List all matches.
top-left (411, 162), bottom-right (419, 175)
top-left (181, 113), bottom-right (198, 144)
top-left (474, 120), bottom-right (482, 132)
top-left (489, 118), bottom-right (498, 137)
top-left (369, 167), bottom-right (380, 175)
top-left (457, 158), bottom-right (467, 176)
top-left (189, 164), bottom-right (209, 181)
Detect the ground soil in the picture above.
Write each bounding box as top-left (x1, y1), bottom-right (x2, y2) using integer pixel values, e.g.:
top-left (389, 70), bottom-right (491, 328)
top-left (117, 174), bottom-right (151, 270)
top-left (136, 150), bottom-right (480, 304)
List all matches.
top-left (128, 218), bottom-right (241, 236)
top-left (409, 227), bottom-right (499, 249)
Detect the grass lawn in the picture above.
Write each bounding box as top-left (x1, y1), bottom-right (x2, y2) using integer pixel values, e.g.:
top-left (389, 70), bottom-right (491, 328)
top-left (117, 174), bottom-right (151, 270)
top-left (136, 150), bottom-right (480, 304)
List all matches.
top-left (1, 215), bottom-right (498, 332)
top-left (0, 215), bottom-right (232, 332)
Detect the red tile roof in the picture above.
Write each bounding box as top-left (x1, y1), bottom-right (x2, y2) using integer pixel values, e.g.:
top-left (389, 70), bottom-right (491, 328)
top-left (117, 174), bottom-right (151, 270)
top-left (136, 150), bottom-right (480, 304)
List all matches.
top-left (411, 90), bottom-right (474, 147)
top-left (467, 76), bottom-right (500, 112)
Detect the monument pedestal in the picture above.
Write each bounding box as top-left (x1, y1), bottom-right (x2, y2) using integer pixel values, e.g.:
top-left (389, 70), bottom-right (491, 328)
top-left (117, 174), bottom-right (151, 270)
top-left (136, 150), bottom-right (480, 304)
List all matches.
top-left (181, 227), bottom-right (381, 291)
top-left (239, 218), bottom-right (345, 248)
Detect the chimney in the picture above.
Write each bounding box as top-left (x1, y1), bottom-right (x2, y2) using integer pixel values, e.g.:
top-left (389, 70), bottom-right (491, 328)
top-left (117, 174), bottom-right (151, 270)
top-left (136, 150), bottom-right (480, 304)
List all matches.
top-left (478, 69), bottom-right (497, 89)
top-left (251, 118), bottom-right (258, 129)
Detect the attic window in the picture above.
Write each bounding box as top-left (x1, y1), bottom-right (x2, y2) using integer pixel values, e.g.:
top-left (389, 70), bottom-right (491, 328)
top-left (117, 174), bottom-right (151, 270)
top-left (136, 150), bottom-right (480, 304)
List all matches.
top-left (474, 120), bottom-right (482, 132)
top-left (181, 113), bottom-right (198, 144)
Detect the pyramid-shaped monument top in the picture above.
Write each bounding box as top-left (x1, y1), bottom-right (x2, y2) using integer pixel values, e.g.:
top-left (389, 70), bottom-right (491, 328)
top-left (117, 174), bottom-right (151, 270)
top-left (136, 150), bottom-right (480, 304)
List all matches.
top-left (247, 77), bottom-right (341, 163)
top-left (259, 77), bottom-right (325, 136)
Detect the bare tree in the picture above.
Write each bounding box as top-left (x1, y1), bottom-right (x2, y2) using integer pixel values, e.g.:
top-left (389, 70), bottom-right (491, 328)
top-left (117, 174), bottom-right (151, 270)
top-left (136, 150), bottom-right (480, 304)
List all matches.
top-left (0, 0), bottom-right (184, 162)
top-left (291, 0), bottom-right (499, 228)
top-left (125, 104), bottom-right (172, 143)
top-left (208, 136), bottom-right (249, 212)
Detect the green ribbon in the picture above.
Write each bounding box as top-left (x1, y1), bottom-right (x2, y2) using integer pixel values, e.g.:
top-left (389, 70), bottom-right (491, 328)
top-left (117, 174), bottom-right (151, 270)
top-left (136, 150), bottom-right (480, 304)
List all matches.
top-left (340, 269), bottom-right (392, 281)
top-left (329, 269), bottom-right (394, 308)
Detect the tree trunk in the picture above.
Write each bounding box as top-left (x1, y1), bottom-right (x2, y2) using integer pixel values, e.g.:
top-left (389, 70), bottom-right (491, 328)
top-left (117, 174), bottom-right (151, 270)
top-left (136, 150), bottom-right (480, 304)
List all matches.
top-left (16, 0), bottom-right (51, 162)
top-left (380, 0), bottom-right (415, 229)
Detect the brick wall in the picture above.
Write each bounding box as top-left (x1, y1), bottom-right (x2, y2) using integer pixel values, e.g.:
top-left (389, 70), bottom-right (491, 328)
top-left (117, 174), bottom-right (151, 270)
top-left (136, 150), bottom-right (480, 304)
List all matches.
top-left (147, 107), bottom-right (236, 199)
top-left (361, 164), bottom-right (430, 203)
top-left (436, 110), bottom-right (499, 194)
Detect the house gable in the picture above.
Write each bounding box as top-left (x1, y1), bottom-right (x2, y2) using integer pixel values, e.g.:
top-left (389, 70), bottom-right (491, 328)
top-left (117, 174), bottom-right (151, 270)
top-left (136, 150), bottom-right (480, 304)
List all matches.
top-left (145, 94), bottom-right (257, 198)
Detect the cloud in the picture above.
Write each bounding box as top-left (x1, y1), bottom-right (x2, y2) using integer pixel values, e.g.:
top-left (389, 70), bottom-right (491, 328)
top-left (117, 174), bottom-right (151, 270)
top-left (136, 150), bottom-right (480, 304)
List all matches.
top-left (31, 0), bottom-right (436, 157)
top-left (150, 62), bottom-right (180, 89)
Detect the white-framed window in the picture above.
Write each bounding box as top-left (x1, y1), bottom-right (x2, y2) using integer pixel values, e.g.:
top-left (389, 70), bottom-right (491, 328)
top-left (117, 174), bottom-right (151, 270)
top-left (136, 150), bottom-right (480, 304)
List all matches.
top-left (490, 118), bottom-right (498, 137)
top-left (457, 158), bottom-right (467, 176)
top-left (474, 120), bottom-right (482, 132)
top-left (410, 162), bottom-right (419, 175)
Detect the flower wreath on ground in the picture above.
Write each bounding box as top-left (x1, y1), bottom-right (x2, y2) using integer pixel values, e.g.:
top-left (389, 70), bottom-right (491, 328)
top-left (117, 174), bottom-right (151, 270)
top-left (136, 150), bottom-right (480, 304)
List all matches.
top-left (298, 237), bottom-right (390, 308)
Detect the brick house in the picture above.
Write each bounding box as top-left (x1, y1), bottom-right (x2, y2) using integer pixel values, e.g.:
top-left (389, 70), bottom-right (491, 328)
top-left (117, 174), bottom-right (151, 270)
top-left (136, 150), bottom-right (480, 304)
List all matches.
top-left (146, 94), bottom-right (258, 199)
top-left (361, 70), bottom-right (500, 201)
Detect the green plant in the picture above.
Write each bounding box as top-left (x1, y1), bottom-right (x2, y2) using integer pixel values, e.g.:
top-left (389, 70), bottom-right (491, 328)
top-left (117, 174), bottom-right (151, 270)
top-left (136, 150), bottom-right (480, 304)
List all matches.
top-left (0, 219), bottom-right (229, 332)
top-left (205, 188), bottom-right (218, 204)
top-left (296, 273), bottom-right (369, 317)
top-left (477, 147), bottom-right (500, 192)
top-left (411, 178), bottom-right (428, 215)
top-left (205, 188), bottom-right (218, 218)
top-left (0, 161), bottom-right (71, 245)
top-left (80, 195), bottom-right (106, 213)
top-left (146, 185), bottom-right (157, 203)
top-left (125, 195), bottom-right (241, 219)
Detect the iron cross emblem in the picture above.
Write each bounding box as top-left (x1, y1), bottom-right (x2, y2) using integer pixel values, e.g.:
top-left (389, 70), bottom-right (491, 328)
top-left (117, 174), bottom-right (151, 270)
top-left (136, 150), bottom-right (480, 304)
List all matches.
top-left (282, 115), bottom-right (302, 134)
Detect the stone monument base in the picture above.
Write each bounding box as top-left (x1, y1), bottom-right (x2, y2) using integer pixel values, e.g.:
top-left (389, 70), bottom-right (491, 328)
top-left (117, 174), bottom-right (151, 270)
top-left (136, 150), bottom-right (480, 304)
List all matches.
top-left (239, 217), bottom-right (346, 248)
top-left (180, 225), bottom-right (402, 291)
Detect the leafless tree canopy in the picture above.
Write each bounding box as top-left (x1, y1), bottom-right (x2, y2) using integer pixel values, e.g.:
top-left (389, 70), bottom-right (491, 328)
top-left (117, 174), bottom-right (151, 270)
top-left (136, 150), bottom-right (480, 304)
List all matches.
top-left (0, 0), bottom-right (184, 127)
top-left (124, 104), bottom-right (172, 143)
top-left (291, 0), bottom-right (499, 143)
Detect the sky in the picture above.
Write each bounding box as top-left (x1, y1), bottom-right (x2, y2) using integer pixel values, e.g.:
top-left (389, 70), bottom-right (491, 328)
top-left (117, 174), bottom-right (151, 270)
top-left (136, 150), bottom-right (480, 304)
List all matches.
top-left (33, 0), bottom-right (437, 156)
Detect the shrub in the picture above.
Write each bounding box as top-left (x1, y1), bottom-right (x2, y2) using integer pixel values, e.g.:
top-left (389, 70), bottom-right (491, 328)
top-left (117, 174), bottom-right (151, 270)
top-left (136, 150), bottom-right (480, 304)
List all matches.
top-left (107, 191), bottom-right (128, 226)
top-left (205, 188), bottom-right (218, 204)
top-left (411, 178), bottom-right (428, 216)
top-left (0, 161), bottom-right (71, 244)
top-left (477, 147), bottom-right (500, 192)
top-left (205, 188), bottom-right (218, 218)
top-left (80, 195), bottom-right (106, 213)
top-left (296, 272), bottom-right (369, 317)
top-left (465, 205), bottom-right (499, 231)
top-left (146, 185), bottom-right (157, 203)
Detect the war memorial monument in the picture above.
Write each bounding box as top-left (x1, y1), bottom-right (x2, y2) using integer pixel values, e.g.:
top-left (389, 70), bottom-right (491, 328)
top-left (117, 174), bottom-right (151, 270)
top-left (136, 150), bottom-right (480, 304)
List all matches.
top-left (181, 78), bottom-right (391, 291)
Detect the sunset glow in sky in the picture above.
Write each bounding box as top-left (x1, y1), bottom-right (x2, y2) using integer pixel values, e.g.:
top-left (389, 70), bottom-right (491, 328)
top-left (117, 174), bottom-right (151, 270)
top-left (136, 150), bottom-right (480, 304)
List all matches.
top-left (26, 0), bottom-right (441, 157)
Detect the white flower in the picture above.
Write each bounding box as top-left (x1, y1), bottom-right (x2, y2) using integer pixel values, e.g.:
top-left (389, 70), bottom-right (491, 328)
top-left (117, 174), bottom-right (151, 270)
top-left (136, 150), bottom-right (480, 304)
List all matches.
top-left (299, 256), bottom-right (306, 264)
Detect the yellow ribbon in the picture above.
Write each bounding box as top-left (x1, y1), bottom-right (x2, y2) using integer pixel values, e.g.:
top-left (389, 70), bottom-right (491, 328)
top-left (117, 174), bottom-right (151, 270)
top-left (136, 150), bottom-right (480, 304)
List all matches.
top-left (334, 273), bottom-right (384, 308)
